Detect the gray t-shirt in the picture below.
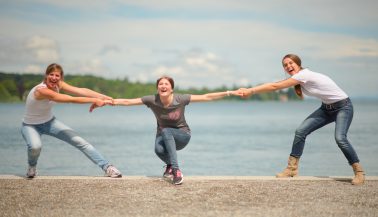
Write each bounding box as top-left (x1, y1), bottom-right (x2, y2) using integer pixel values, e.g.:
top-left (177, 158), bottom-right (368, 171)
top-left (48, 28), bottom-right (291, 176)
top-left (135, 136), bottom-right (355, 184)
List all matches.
top-left (141, 94), bottom-right (191, 135)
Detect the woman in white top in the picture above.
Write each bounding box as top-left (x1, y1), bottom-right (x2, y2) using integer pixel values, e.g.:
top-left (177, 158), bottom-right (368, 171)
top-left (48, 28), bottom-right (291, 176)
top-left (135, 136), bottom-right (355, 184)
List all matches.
top-left (22, 63), bottom-right (121, 178)
top-left (239, 54), bottom-right (364, 185)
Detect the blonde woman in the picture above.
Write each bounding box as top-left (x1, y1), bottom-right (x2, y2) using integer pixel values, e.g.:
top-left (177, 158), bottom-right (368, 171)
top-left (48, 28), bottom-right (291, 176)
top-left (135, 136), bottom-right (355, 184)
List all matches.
top-left (21, 63), bottom-right (121, 178)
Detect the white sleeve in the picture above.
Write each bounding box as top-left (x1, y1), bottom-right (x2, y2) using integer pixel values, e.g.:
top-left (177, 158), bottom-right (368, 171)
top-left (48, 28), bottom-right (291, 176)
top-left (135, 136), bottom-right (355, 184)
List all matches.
top-left (291, 71), bottom-right (308, 84)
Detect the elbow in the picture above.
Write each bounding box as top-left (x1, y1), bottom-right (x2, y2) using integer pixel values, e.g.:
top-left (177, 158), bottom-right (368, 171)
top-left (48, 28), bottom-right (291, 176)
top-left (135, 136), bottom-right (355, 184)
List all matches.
top-left (270, 83), bottom-right (281, 91)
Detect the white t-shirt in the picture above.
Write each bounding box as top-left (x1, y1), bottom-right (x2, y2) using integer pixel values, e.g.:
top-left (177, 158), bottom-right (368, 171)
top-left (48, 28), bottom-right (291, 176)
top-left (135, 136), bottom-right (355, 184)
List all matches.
top-left (291, 68), bottom-right (348, 104)
top-left (23, 83), bottom-right (56, 124)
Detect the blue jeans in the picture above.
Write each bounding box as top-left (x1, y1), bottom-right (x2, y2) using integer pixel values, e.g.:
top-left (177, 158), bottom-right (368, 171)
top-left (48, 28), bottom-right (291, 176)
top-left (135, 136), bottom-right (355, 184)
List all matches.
top-left (155, 128), bottom-right (191, 169)
top-left (290, 98), bottom-right (360, 164)
top-left (21, 117), bottom-right (110, 171)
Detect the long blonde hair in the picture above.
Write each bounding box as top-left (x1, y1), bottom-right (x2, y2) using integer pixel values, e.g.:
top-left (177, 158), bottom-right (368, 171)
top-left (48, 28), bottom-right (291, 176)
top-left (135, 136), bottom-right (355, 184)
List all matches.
top-left (282, 54), bottom-right (303, 99)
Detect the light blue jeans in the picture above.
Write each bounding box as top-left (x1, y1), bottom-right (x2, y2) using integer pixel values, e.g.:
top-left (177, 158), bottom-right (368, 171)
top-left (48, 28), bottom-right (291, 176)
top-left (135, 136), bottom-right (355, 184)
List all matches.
top-left (21, 117), bottom-right (110, 171)
top-left (290, 98), bottom-right (360, 164)
top-left (154, 128), bottom-right (191, 169)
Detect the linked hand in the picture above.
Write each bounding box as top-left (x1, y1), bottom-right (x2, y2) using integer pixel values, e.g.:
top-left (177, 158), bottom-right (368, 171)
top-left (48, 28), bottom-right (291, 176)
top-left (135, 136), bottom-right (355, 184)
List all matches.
top-left (229, 89), bottom-right (244, 97)
top-left (238, 88), bottom-right (250, 98)
top-left (104, 99), bottom-right (115, 106)
top-left (89, 99), bottom-right (105, 112)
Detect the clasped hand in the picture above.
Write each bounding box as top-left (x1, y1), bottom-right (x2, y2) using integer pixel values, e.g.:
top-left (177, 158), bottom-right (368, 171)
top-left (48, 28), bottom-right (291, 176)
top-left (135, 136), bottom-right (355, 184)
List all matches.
top-left (89, 99), bottom-right (115, 112)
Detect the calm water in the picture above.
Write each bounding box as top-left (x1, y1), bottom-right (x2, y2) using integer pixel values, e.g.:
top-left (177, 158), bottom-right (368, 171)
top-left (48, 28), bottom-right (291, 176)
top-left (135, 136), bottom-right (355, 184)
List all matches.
top-left (0, 100), bottom-right (377, 177)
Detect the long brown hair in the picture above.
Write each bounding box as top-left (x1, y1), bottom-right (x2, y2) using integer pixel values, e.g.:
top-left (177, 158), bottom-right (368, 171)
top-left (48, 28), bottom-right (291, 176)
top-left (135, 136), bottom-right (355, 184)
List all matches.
top-left (282, 54), bottom-right (303, 99)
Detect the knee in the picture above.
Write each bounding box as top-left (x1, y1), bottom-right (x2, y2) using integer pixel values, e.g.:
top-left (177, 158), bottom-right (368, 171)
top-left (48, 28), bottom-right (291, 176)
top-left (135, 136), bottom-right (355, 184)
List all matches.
top-left (294, 128), bottom-right (307, 138)
top-left (161, 128), bottom-right (173, 138)
top-left (71, 136), bottom-right (91, 149)
top-left (155, 145), bottom-right (165, 156)
top-left (28, 143), bottom-right (42, 156)
top-left (335, 134), bottom-right (348, 146)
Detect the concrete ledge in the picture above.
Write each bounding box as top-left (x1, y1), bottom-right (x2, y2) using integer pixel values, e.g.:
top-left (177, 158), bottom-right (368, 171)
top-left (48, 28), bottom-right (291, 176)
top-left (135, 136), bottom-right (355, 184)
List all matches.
top-left (1, 174), bottom-right (378, 180)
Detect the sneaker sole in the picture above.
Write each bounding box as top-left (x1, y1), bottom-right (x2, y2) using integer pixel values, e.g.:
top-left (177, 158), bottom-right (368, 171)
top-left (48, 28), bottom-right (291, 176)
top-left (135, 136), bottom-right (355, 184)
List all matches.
top-left (110, 174), bottom-right (122, 178)
top-left (173, 177), bottom-right (184, 185)
top-left (163, 174), bottom-right (173, 179)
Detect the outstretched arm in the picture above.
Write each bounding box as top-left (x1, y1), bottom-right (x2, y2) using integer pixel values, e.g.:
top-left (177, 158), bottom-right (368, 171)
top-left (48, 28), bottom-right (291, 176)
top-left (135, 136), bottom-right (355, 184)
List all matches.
top-left (35, 87), bottom-right (105, 104)
top-left (89, 98), bottom-right (143, 112)
top-left (59, 81), bottom-right (112, 100)
top-left (190, 90), bottom-right (243, 102)
top-left (113, 98), bottom-right (144, 106)
top-left (35, 87), bottom-right (107, 112)
top-left (240, 78), bottom-right (300, 97)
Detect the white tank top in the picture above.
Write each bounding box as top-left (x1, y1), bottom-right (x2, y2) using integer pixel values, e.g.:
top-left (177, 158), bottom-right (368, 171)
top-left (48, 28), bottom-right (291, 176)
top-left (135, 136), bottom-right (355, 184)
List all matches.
top-left (23, 83), bottom-right (57, 124)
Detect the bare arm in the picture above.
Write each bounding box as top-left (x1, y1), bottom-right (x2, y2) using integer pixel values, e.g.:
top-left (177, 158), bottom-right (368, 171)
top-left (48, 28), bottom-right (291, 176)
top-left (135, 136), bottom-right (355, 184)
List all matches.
top-left (89, 98), bottom-right (143, 112)
top-left (190, 90), bottom-right (243, 102)
top-left (59, 81), bottom-right (112, 100)
top-left (241, 78), bottom-right (300, 97)
top-left (35, 87), bottom-right (104, 104)
top-left (113, 98), bottom-right (144, 106)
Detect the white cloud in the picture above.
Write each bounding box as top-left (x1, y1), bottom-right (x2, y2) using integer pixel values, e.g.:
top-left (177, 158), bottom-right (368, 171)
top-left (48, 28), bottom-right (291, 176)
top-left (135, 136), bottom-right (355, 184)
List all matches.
top-left (99, 45), bottom-right (121, 56)
top-left (66, 58), bottom-right (109, 77)
top-left (0, 1), bottom-right (377, 97)
top-left (24, 64), bottom-right (43, 74)
top-left (25, 35), bottom-right (60, 63)
top-left (133, 48), bottom-right (237, 88)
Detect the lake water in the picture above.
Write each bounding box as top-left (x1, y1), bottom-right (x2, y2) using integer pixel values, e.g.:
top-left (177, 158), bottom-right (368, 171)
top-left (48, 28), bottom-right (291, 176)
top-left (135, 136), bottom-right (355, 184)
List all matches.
top-left (0, 100), bottom-right (377, 177)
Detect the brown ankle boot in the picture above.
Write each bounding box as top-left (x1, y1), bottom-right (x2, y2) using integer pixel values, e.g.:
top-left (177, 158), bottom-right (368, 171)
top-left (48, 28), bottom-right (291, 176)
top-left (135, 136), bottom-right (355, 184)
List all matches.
top-left (351, 163), bottom-right (365, 185)
top-left (276, 156), bottom-right (299, 178)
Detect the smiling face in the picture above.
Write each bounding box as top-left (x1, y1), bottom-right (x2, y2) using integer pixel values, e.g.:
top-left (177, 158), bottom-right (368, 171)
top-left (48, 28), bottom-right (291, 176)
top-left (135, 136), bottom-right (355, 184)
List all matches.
top-left (282, 57), bottom-right (301, 76)
top-left (45, 70), bottom-right (62, 89)
top-left (157, 78), bottom-right (173, 97)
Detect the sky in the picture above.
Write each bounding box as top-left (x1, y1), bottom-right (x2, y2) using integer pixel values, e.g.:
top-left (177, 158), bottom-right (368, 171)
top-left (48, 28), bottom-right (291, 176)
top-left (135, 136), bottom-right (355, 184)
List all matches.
top-left (0, 0), bottom-right (377, 98)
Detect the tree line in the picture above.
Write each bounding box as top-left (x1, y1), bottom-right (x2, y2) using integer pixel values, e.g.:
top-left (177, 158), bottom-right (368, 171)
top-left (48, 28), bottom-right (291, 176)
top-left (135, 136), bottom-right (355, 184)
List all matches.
top-left (0, 72), bottom-right (300, 102)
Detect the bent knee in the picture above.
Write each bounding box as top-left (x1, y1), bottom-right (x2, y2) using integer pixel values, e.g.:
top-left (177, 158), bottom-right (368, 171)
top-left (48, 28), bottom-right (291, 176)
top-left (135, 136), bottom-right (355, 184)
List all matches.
top-left (335, 135), bottom-right (348, 145)
top-left (294, 128), bottom-right (307, 137)
top-left (161, 128), bottom-right (172, 136)
top-left (29, 145), bottom-right (41, 156)
top-left (155, 146), bottom-right (165, 155)
top-left (28, 142), bottom-right (42, 151)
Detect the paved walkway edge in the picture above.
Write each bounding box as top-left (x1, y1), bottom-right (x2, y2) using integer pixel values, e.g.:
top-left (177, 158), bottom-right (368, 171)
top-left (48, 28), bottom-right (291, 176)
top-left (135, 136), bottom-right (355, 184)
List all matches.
top-left (1, 175), bottom-right (378, 181)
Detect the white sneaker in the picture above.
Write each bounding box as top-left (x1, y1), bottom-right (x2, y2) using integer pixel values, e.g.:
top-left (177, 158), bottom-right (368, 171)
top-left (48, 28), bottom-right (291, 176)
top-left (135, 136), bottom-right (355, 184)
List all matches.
top-left (26, 166), bottom-right (37, 178)
top-left (105, 165), bottom-right (122, 178)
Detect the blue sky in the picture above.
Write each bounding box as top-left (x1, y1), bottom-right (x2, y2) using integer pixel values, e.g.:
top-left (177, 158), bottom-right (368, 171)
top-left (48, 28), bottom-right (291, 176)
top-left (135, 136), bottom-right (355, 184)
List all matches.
top-left (0, 0), bottom-right (377, 98)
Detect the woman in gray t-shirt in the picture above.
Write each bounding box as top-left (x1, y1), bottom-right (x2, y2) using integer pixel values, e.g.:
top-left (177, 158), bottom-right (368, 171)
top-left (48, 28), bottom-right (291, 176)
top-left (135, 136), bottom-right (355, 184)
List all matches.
top-left (91, 76), bottom-right (241, 185)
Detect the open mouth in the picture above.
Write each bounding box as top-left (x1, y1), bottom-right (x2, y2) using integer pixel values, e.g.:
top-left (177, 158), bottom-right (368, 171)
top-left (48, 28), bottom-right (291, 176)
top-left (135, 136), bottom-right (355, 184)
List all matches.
top-left (47, 80), bottom-right (58, 87)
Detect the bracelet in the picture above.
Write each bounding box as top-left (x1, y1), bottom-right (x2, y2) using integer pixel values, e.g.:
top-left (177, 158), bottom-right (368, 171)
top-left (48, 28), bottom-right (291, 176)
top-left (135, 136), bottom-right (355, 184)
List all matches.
top-left (226, 91), bottom-right (230, 96)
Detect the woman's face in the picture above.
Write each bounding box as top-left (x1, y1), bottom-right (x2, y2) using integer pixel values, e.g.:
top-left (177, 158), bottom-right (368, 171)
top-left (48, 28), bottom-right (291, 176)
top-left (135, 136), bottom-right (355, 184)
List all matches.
top-left (45, 70), bottom-right (62, 89)
top-left (157, 78), bottom-right (173, 97)
top-left (282, 57), bottom-right (301, 76)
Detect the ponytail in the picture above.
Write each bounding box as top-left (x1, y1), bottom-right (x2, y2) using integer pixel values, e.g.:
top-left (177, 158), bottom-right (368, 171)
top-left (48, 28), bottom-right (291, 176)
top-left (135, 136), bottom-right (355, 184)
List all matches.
top-left (294, 84), bottom-right (303, 99)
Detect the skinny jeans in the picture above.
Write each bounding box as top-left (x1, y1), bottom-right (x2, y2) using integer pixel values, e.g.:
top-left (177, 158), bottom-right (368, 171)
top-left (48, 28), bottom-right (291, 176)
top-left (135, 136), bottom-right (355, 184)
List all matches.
top-left (290, 98), bottom-right (360, 165)
top-left (154, 128), bottom-right (191, 169)
top-left (21, 117), bottom-right (110, 170)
